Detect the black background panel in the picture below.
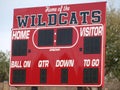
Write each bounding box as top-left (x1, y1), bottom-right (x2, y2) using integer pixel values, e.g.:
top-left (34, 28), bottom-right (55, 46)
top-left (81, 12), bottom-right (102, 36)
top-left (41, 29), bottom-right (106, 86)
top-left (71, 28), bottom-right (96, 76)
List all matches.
top-left (57, 28), bottom-right (73, 45)
top-left (12, 40), bottom-right (28, 56)
top-left (40, 69), bottom-right (47, 83)
top-left (83, 68), bottom-right (98, 83)
top-left (84, 37), bottom-right (101, 54)
top-left (12, 69), bottom-right (26, 83)
top-left (38, 30), bottom-right (54, 46)
top-left (61, 68), bottom-right (68, 83)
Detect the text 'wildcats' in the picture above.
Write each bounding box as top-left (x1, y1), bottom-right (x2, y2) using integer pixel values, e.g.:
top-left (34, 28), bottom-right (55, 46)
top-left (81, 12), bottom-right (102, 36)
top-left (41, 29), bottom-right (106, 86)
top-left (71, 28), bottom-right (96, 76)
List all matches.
top-left (16, 10), bottom-right (101, 28)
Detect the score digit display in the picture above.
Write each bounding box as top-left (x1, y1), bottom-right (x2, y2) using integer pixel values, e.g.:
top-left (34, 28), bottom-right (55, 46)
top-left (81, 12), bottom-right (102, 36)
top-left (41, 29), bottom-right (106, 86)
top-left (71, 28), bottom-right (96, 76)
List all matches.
top-left (10, 2), bottom-right (106, 87)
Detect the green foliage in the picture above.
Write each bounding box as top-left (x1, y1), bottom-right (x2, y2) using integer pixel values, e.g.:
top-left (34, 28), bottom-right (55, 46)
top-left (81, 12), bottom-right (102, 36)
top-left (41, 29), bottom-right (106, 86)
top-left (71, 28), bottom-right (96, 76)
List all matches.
top-left (106, 8), bottom-right (120, 80)
top-left (0, 51), bottom-right (9, 82)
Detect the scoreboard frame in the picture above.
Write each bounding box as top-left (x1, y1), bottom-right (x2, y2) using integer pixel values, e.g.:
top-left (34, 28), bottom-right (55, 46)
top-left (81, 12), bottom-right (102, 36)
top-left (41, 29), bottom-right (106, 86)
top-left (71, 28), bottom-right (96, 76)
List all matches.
top-left (9, 1), bottom-right (106, 87)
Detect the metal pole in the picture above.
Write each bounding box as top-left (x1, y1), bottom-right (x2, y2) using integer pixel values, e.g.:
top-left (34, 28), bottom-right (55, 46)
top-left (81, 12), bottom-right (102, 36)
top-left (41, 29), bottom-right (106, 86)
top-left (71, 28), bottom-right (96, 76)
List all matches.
top-left (31, 87), bottom-right (38, 90)
top-left (98, 87), bottom-right (102, 90)
top-left (77, 87), bottom-right (83, 90)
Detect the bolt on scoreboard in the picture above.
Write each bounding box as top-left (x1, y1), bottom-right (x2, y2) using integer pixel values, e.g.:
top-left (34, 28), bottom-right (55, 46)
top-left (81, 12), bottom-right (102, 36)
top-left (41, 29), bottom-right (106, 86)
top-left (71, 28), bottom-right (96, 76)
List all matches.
top-left (10, 1), bottom-right (106, 87)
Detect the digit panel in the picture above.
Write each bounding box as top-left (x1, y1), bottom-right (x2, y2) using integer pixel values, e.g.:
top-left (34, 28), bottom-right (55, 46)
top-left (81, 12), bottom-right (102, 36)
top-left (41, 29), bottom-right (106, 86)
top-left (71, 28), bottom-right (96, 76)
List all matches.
top-left (84, 36), bottom-right (101, 54)
top-left (12, 69), bottom-right (26, 83)
top-left (83, 68), bottom-right (98, 83)
top-left (40, 68), bottom-right (47, 83)
top-left (61, 68), bottom-right (68, 83)
top-left (56, 28), bottom-right (73, 45)
top-left (38, 30), bottom-right (54, 46)
top-left (12, 40), bottom-right (28, 56)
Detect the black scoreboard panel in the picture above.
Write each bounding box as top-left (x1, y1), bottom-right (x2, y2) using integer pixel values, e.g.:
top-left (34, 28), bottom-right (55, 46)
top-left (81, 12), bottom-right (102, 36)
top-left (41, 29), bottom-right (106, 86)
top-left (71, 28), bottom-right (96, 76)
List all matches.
top-left (12, 69), bottom-right (26, 83)
top-left (84, 36), bottom-right (101, 54)
top-left (12, 40), bottom-right (28, 56)
top-left (40, 68), bottom-right (47, 83)
top-left (61, 68), bottom-right (68, 83)
top-left (56, 28), bottom-right (73, 45)
top-left (83, 68), bottom-right (98, 83)
top-left (37, 28), bottom-right (73, 47)
top-left (38, 30), bottom-right (54, 46)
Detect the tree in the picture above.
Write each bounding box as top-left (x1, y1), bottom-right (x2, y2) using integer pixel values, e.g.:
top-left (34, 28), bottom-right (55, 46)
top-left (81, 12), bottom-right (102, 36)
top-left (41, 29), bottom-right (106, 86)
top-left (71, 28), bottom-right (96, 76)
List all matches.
top-left (105, 7), bottom-right (120, 80)
top-left (0, 51), bottom-right (10, 82)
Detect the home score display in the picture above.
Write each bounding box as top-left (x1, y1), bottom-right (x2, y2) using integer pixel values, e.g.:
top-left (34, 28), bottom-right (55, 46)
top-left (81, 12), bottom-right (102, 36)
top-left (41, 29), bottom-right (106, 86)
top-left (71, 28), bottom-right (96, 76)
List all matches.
top-left (10, 2), bottom-right (106, 87)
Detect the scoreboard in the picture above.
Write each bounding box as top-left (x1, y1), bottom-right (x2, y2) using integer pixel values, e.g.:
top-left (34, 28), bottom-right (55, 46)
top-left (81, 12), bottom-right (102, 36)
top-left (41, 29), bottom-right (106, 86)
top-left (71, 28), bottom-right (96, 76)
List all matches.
top-left (10, 2), bottom-right (106, 87)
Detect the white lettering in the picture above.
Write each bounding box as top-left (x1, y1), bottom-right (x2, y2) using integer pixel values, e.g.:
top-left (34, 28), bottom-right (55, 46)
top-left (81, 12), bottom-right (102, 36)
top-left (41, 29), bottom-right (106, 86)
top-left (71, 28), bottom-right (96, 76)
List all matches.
top-left (80, 25), bottom-right (103, 37)
top-left (11, 61), bottom-right (22, 68)
top-left (45, 6), bottom-right (57, 12)
top-left (84, 59), bottom-right (100, 67)
top-left (84, 59), bottom-right (90, 67)
top-left (38, 60), bottom-right (49, 67)
top-left (92, 59), bottom-right (100, 67)
top-left (49, 48), bottom-right (60, 51)
top-left (56, 59), bottom-right (74, 67)
top-left (23, 61), bottom-right (31, 68)
top-left (12, 30), bottom-right (30, 40)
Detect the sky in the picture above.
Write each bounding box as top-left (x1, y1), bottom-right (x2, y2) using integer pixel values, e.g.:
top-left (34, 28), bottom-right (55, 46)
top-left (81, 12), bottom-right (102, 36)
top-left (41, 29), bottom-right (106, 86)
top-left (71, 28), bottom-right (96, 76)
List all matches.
top-left (0, 0), bottom-right (119, 52)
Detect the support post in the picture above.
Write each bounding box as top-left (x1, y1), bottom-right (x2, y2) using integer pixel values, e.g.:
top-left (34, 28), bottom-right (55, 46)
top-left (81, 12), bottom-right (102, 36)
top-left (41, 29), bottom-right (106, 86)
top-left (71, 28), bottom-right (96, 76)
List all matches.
top-left (77, 87), bottom-right (83, 90)
top-left (98, 86), bottom-right (102, 90)
top-left (31, 87), bottom-right (38, 90)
